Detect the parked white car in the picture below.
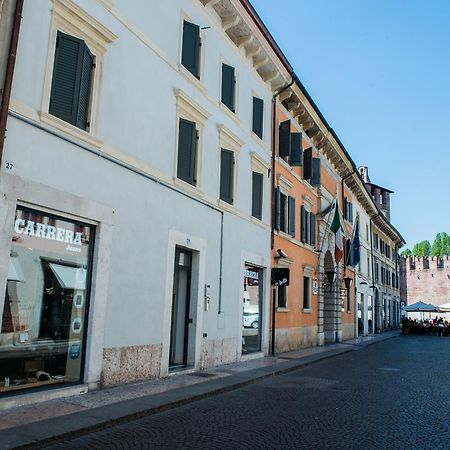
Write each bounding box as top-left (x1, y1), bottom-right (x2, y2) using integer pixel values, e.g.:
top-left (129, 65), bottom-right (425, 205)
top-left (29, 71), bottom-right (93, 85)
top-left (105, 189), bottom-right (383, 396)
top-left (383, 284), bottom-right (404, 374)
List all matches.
top-left (243, 312), bottom-right (259, 329)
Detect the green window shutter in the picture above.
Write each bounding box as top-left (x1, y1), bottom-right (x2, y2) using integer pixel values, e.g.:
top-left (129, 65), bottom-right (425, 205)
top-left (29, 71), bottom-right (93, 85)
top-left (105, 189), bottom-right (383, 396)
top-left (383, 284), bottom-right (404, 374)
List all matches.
top-left (303, 147), bottom-right (312, 181)
top-left (177, 118), bottom-right (197, 185)
top-left (311, 157), bottom-right (321, 186)
top-left (290, 132), bottom-right (302, 166)
top-left (220, 149), bottom-right (234, 204)
top-left (252, 171), bottom-right (263, 220)
top-left (310, 213), bottom-right (316, 247)
top-left (252, 97), bottom-right (264, 139)
top-left (288, 196), bottom-right (296, 237)
top-left (301, 205), bottom-right (307, 243)
top-left (349, 202), bottom-right (353, 223)
top-left (50, 32), bottom-right (85, 127)
top-left (221, 63), bottom-right (235, 112)
top-left (75, 45), bottom-right (94, 130)
top-left (274, 187), bottom-right (281, 230)
top-left (344, 198), bottom-right (348, 221)
top-left (181, 21), bottom-right (200, 78)
top-left (280, 194), bottom-right (287, 232)
top-left (278, 120), bottom-right (291, 158)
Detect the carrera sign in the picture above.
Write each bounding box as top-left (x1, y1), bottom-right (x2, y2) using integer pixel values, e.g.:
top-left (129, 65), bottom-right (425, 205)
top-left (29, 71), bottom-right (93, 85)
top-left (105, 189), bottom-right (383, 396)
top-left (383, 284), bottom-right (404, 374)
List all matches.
top-left (14, 219), bottom-right (83, 246)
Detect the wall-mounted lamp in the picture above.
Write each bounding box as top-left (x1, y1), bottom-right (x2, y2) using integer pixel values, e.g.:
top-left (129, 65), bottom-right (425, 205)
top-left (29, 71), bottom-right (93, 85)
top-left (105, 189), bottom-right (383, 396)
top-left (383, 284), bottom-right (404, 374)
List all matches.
top-left (325, 270), bottom-right (337, 284)
top-left (343, 276), bottom-right (353, 290)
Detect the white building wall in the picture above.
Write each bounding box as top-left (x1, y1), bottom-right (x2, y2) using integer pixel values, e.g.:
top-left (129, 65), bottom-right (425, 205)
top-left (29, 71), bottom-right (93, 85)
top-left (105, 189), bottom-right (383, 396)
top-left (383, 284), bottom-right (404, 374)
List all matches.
top-left (0, 0), bottom-right (274, 393)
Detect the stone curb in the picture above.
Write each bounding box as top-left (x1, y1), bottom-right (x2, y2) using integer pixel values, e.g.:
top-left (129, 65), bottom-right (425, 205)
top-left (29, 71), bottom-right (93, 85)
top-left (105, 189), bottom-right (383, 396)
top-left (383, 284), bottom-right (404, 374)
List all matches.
top-left (1, 333), bottom-right (399, 450)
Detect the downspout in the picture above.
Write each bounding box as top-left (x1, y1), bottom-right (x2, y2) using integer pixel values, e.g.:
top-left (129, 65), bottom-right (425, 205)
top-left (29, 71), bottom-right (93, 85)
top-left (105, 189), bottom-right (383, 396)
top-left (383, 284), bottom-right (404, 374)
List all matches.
top-left (270, 76), bottom-right (294, 356)
top-left (394, 242), bottom-right (399, 328)
top-left (0, 0), bottom-right (24, 166)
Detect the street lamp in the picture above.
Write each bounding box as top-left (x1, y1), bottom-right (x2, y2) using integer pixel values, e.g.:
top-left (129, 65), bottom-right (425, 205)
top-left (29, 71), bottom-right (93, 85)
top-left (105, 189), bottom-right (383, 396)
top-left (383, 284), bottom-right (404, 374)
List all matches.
top-left (325, 270), bottom-right (337, 284)
top-left (343, 276), bottom-right (353, 290)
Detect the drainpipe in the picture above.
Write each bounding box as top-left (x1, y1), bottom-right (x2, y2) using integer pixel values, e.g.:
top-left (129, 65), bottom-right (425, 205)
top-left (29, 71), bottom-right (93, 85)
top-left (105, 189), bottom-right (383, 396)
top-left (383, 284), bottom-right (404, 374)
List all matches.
top-left (270, 76), bottom-right (294, 356)
top-left (0, 0), bottom-right (24, 166)
top-left (394, 242), bottom-right (399, 328)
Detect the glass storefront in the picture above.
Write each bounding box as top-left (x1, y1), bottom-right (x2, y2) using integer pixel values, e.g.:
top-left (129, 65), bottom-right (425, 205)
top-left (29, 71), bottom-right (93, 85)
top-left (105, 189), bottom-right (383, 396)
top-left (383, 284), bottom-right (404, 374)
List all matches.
top-left (242, 264), bottom-right (262, 354)
top-left (0, 207), bottom-right (94, 395)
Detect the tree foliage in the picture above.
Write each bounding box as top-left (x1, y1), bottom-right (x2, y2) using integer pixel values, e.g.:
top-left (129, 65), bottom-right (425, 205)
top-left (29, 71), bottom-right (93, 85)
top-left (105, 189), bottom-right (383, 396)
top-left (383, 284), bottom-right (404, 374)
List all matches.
top-left (409, 233), bottom-right (450, 257)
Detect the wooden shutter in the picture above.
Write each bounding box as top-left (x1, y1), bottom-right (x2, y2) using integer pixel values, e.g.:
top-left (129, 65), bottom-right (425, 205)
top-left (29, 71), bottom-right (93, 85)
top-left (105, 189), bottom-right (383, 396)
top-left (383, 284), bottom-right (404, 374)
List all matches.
top-left (252, 97), bottom-right (264, 139)
top-left (50, 32), bottom-right (88, 128)
top-left (310, 213), bottom-right (316, 247)
top-left (290, 132), bottom-right (302, 166)
top-left (220, 149), bottom-right (234, 204)
top-left (278, 120), bottom-right (291, 158)
top-left (221, 64), bottom-right (235, 112)
top-left (75, 45), bottom-right (94, 130)
top-left (181, 21), bottom-right (200, 78)
top-left (177, 118), bottom-right (197, 185)
top-left (311, 157), bottom-right (321, 186)
top-left (288, 196), bottom-right (296, 237)
top-left (252, 172), bottom-right (263, 219)
top-left (301, 206), bottom-right (307, 243)
top-left (349, 202), bottom-right (353, 223)
top-left (303, 147), bottom-right (312, 181)
top-left (274, 187), bottom-right (281, 230)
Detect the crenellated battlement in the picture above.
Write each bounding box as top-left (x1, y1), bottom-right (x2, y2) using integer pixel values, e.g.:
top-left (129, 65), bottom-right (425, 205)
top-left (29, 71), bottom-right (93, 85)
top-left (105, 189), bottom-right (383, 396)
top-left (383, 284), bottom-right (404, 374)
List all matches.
top-left (404, 255), bottom-right (450, 271)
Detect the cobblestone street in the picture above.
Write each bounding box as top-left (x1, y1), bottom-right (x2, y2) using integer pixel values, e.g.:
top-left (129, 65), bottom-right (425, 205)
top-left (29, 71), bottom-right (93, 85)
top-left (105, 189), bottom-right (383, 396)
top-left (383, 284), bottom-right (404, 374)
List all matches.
top-left (42, 336), bottom-right (450, 450)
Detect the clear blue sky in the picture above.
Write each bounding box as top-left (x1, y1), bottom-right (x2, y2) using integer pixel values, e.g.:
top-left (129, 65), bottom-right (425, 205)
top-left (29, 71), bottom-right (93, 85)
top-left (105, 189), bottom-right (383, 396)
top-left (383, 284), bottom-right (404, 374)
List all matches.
top-left (250, 0), bottom-right (450, 249)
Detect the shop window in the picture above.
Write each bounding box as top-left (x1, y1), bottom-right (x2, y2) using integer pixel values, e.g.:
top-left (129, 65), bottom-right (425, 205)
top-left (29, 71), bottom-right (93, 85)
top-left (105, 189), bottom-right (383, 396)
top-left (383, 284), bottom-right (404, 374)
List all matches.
top-left (251, 171), bottom-right (263, 220)
top-left (49, 31), bottom-right (94, 131)
top-left (177, 118), bottom-right (198, 185)
top-left (181, 20), bottom-right (201, 78)
top-left (221, 63), bottom-right (236, 113)
top-left (252, 97), bottom-right (263, 139)
top-left (219, 148), bottom-right (235, 204)
top-left (1, 207), bottom-right (94, 395)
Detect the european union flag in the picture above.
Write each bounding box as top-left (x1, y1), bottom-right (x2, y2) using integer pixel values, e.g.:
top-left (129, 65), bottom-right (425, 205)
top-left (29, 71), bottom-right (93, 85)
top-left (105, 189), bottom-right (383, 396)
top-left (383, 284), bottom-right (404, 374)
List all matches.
top-left (349, 220), bottom-right (361, 267)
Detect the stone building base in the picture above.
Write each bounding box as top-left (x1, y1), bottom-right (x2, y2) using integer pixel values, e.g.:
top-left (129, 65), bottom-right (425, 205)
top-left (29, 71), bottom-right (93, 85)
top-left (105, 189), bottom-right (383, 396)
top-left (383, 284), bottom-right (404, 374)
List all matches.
top-left (274, 326), bottom-right (319, 353)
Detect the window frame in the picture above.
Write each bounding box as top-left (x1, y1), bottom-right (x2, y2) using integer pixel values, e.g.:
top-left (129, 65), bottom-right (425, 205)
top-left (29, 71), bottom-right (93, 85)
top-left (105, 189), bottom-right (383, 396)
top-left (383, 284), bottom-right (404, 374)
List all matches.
top-left (40, 0), bottom-right (117, 146)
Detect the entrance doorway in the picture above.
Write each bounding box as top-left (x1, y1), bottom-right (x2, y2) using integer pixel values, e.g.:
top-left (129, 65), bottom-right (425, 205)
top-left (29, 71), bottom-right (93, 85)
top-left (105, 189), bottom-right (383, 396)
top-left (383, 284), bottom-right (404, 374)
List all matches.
top-left (169, 247), bottom-right (195, 370)
top-left (242, 264), bottom-right (263, 354)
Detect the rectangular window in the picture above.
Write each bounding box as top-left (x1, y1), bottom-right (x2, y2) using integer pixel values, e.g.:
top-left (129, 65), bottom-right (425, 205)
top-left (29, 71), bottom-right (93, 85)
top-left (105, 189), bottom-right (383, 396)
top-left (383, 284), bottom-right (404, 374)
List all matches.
top-left (177, 118), bottom-right (198, 185)
top-left (219, 149), bottom-right (234, 204)
top-left (221, 63), bottom-right (236, 112)
top-left (303, 276), bottom-right (310, 309)
top-left (252, 97), bottom-right (264, 139)
top-left (181, 20), bottom-right (201, 78)
top-left (303, 147), bottom-right (312, 182)
top-left (311, 158), bottom-right (321, 187)
top-left (278, 120), bottom-right (291, 160)
top-left (301, 206), bottom-right (315, 246)
top-left (278, 285), bottom-right (287, 308)
top-left (1, 206), bottom-right (94, 395)
top-left (251, 172), bottom-right (263, 220)
top-left (49, 31), bottom-right (94, 130)
top-left (290, 132), bottom-right (302, 167)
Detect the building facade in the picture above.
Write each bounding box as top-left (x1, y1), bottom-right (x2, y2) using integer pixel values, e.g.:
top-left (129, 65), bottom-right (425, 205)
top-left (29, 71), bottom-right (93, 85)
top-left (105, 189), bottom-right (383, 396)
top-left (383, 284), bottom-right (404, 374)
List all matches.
top-left (0, 0), bottom-right (405, 405)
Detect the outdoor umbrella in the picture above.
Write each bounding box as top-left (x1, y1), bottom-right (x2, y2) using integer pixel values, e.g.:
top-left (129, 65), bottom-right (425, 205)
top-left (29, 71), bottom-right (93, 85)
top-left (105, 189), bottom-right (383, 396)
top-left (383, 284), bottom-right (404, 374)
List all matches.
top-left (402, 301), bottom-right (439, 312)
top-left (437, 303), bottom-right (450, 312)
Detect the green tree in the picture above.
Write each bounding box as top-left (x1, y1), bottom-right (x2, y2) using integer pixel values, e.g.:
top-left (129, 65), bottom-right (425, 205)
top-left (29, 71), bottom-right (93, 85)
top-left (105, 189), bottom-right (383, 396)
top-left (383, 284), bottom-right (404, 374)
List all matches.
top-left (413, 240), bottom-right (431, 257)
top-left (431, 233), bottom-right (442, 257)
top-left (401, 248), bottom-right (412, 256)
top-left (441, 232), bottom-right (450, 256)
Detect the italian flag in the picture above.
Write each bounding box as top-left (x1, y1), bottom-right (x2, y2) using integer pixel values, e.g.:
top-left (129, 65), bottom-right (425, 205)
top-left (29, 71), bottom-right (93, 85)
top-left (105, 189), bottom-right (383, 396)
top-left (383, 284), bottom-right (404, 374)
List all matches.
top-left (330, 200), bottom-right (343, 263)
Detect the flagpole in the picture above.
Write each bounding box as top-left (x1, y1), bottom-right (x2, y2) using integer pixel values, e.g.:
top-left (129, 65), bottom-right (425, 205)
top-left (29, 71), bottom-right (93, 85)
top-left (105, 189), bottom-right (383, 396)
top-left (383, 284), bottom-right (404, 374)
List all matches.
top-left (317, 196), bottom-right (338, 259)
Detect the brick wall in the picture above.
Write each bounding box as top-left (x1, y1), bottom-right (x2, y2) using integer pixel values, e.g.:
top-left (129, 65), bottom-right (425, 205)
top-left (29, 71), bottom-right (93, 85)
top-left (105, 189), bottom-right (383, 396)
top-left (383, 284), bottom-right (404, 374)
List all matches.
top-left (401, 256), bottom-right (450, 305)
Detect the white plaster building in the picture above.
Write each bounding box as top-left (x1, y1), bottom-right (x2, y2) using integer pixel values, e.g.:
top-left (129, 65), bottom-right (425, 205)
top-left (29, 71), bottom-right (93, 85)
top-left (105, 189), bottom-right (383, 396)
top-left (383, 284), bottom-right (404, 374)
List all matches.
top-left (0, 0), bottom-right (292, 404)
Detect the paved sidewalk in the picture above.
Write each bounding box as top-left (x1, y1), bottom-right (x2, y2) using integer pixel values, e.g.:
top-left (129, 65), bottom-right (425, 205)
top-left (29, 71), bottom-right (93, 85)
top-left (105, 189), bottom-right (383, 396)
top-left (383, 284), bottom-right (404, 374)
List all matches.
top-left (0, 331), bottom-right (399, 450)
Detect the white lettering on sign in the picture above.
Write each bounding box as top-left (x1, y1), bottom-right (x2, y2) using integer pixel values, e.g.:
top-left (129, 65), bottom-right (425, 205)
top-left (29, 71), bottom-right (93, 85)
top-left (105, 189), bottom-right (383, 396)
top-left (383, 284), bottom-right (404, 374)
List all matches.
top-left (245, 269), bottom-right (259, 280)
top-left (14, 219), bottom-right (82, 246)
